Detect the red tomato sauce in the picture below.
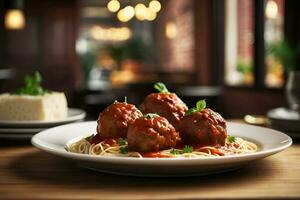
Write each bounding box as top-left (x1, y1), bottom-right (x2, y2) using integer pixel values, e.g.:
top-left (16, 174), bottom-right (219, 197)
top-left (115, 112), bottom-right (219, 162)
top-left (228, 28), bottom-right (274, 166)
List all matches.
top-left (141, 152), bottom-right (172, 158)
top-left (89, 134), bottom-right (119, 147)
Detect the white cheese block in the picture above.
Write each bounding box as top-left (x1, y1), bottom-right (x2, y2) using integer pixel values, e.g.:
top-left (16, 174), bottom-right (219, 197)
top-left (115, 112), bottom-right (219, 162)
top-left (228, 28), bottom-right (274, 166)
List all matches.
top-left (0, 92), bottom-right (68, 121)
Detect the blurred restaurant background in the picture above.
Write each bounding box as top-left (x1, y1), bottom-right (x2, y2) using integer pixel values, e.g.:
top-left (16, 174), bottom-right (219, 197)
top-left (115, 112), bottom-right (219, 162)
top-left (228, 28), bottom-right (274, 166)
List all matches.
top-left (0, 0), bottom-right (299, 120)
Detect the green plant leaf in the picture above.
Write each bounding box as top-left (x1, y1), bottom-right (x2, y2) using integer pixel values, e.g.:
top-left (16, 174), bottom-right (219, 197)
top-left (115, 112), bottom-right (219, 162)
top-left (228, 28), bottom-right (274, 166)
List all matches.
top-left (185, 100), bottom-right (207, 116)
top-left (267, 39), bottom-right (296, 72)
top-left (144, 113), bottom-right (156, 119)
top-left (228, 135), bottom-right (236, 143)
top-left (154, 82), bottom-right (169, 93)
top-left (34, 71), bottom-right (42, 84)
top-left (118, 138), bottom-right (127, 146)
top-left (170, 148), bottom-right (181, 155)
top-left (120, 146), bottom-right (128, 154)
top-left (183, 145), bottom-right (193, 153)
top-left (185, 108), bottom-right (198, 116)
top-left (170, 145), bottom-right (194, 155)
top-left (85, 134), bottom-right (95, 142)
top-left (12, 71), bottom-right (50, 96)
top-left (196, 100), bottom-right (206, 111)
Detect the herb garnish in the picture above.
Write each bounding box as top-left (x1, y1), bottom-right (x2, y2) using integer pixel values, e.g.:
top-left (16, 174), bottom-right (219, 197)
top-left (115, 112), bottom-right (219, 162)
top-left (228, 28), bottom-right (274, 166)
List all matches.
top-left (118, 138), bottom-right (127, 146)
top-left (170, 148), bottom-right (182, 155)
top-left (13, 71), bottom-right (51, 96)
top-left (183, 145), bottom-right (193, 153)
top-left (118, 138), bottom-right (128, 154)
top-left (228, 135), bottom-right (236, 143)
top-left (144, 113), bottom-right (156, 119)
top-left (120, 146), bottom-right (128, 154)
top-left (185, 99), bottom-right (206, 116)
top-left (154, 82), bottom-right (169, 93)
top-left (170, 145), bottom-right (194, 155)
top-left (85, 134), bottom-right (95, 142)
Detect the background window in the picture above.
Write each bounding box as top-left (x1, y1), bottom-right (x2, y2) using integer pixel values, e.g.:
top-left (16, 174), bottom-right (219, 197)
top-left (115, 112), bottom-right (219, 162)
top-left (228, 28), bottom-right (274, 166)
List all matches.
top-left (225, 0), bottom-right (254, 86)
top-left (264, 0), bottom-right (285, 88)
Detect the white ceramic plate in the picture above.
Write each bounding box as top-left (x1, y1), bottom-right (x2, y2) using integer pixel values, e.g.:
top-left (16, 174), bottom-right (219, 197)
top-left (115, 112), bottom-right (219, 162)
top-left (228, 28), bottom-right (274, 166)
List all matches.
top-left (0, 127), bottom-right (44, 134)
top-left (267, 107), bottom-right (300, 133)
top-left (31, 121), bottom-right (292, 177)
top-left (0, 133), bottom-right (35, 139)
top-left (268, 107), bottom-right (300, 121)
top-left (0, 127), bottom-right (45, 139)
top-left (0, 108), bottom-right (86, 128)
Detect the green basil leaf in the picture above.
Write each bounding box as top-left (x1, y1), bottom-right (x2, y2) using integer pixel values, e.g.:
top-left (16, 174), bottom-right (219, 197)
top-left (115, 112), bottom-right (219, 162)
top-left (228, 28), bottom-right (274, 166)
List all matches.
top-left (196, 100), bottom-right (206, 111)
top-left (118, 138), bottom-right (127, 146)
top-left (34, 71), bottom-right (42, 84)
top-left (170, 148), bottom-right (182, 155)
top-left (228, 135), bottom-right (236, 143)
top-left (120, 146), bottom-right (128, 154)
top-left (171, 145), bottom-right (193, 155)
top-left (85, 134), bottom-right (95, 142)
top-left (154, 82), bottom-right (169, 93)
top-left (144, 113), bottom-right (156, 119)
top-left (12, 71), bottom-right (50, 96)
top-left (185, 100), bottom-right (207, 116)
top-left (185, 108), bottom-right (198, 116)
top-left (183, 145), bottom-right (193, 153)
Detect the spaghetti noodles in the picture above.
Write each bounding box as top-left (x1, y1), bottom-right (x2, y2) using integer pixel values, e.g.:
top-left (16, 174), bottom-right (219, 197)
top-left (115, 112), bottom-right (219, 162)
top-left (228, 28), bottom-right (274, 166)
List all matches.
top-left (66, 136), bottom-right (257, 158)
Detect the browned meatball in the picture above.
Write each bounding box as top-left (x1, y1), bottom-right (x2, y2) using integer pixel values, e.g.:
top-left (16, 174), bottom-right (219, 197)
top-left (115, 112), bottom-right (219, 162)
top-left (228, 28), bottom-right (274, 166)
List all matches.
top-left (179, 108), bottom-right (227, 146)
top-left (97, 102), bottom-right (143, 139)
top-left (140, 93), bottom-right (188, 130)
top-left (127, 115), bottom-right (181, 152)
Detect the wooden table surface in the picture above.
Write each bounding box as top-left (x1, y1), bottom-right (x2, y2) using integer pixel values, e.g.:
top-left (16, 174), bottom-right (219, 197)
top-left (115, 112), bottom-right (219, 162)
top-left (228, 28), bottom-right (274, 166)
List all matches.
top-left (0, 135), bottom-right (300, 199)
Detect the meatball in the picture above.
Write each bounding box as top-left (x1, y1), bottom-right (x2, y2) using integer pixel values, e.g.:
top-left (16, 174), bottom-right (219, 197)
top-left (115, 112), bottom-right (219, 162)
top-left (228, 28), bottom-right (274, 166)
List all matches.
top-left (97, 102), bottom-right (143, 139)
top-left (127, 115), bottom-right (181, 152)
top-left (179, 108), bottom-right (227, 146)
top-left (140, 93), bottom-right (188, 130)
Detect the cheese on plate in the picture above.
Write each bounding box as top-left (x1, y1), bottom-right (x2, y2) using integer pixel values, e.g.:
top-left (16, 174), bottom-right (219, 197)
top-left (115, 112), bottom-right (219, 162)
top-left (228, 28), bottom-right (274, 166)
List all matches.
top-left (0, 92), bottom-right (68, 121)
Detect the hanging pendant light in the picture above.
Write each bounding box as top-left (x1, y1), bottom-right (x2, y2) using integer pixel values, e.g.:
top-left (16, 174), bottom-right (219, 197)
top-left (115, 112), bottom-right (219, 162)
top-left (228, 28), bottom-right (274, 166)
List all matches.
top-left (4, 0), bottom-right (26, 30)
top-left (107, 0), bottom-right (120, 13)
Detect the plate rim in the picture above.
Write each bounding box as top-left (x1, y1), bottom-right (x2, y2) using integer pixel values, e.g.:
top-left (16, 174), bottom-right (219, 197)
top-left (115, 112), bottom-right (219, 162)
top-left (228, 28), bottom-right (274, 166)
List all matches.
top-left (267, 107), bottom-right (300, 122)
top-left (31, 121), bottom-right (293, 163)
top-left (0, 133), bottom-right (33, 139)
top-left (0, 127), bottom-right (44, 133)
top-left (0, 108), bottom-right (86, 127)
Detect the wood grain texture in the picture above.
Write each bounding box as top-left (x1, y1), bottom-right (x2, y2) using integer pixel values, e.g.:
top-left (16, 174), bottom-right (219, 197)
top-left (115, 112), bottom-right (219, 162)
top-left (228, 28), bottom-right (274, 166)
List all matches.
top-left (0, 141), bottom-right (299, 200)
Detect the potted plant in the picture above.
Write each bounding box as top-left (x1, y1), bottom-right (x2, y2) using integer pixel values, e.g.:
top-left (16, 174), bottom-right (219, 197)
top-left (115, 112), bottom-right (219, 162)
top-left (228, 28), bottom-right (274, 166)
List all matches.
top-left (268, 39), bottom-right (300, 112)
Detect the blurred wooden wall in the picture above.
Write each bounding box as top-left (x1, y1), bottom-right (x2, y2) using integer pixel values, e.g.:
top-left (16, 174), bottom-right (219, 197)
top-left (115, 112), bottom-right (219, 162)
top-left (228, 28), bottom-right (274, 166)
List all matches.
top-left (0, 0), bottom-right (82, 98)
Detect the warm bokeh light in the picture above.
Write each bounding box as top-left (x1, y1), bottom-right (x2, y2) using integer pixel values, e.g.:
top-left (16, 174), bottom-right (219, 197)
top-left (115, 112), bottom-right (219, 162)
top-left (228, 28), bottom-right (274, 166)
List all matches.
top-left (149, 0), bottom-right (161, 13)
top-left (135, 3), bottom-right (148, 20)
top-left (90, 26), bottom-right (132, 41)
top-left (135, 4), bottom-right (157, 21)
top-left (76, 38), bottom-right (88, 54)
top-left (5, 9), bottom-right (26, 30)
top-left (165, 22), bottom-right (177, 39)
top-left (265, 0), bottom-right (278, 19)
top-left (82, 7), bottom-right (111, 18)
top-left (146, 9), bottom-right (157, 21)
top-left (117, 6), bottom-right (134, 22)
top-left (107, 0), bottom-right (120, 13)
top-left (117, 9), bottom-right (125, 22)
top-left (124, 6), bottom-right (135, 19)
